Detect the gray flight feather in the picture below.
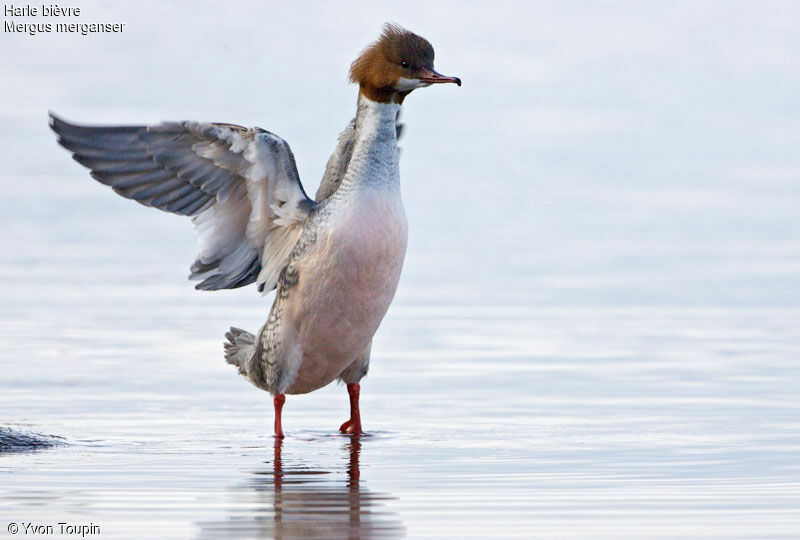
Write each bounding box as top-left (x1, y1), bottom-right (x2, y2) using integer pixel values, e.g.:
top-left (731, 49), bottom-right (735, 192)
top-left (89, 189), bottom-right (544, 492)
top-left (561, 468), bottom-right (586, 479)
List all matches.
top-left (49, 113), bottom-right (315, 292)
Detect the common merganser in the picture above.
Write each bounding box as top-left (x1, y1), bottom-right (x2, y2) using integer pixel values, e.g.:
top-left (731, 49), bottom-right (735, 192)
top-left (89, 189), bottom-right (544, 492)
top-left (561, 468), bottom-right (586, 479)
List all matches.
top-left (49, 24), bottom-right (460, 438)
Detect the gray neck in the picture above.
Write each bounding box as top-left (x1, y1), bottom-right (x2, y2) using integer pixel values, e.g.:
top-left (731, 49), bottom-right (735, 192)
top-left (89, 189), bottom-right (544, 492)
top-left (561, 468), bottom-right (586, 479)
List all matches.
top-left (335, 94), bottom-right (401, 194)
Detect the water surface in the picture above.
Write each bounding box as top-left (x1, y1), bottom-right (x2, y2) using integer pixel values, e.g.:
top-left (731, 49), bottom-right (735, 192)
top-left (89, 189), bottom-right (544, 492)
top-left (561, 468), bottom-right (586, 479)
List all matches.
top-left (2, 1), bottom-right (800, 538)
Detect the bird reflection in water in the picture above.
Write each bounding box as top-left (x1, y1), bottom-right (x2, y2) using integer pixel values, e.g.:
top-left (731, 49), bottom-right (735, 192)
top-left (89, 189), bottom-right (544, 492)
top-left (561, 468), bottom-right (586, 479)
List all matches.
top-left (198, 436), bottom-right (405, 539)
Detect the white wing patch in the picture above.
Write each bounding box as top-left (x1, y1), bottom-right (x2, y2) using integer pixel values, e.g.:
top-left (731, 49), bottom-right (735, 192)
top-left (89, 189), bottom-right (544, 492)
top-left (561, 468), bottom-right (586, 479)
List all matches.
top-left (243, 131), bottom-right (311, 293)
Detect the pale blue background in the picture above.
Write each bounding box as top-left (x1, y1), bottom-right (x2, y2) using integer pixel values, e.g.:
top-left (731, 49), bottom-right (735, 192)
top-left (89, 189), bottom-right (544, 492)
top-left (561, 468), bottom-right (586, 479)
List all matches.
top-left (1, 1), bottom-right (799, 538)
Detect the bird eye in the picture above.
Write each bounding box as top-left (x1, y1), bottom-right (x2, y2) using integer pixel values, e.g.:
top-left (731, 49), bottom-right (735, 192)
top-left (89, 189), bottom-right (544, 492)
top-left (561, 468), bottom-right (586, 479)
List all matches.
top-left (400, 61), bottom-right (410, 68)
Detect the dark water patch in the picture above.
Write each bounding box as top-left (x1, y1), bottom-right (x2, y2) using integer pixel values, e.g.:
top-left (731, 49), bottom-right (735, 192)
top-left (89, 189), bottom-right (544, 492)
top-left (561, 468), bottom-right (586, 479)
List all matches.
top-left (0, 427), bottom-right (65, 452)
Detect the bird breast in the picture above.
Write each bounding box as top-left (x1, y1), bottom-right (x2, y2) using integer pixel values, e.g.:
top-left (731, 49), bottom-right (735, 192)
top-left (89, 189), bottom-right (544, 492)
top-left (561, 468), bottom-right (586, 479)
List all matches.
top-left (282, 187), bottom-right (408, 394)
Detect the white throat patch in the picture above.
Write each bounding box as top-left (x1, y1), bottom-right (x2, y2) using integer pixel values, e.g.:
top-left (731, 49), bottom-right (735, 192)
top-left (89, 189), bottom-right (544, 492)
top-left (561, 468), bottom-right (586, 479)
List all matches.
top-left (395, 77), bottom-right (430, 91)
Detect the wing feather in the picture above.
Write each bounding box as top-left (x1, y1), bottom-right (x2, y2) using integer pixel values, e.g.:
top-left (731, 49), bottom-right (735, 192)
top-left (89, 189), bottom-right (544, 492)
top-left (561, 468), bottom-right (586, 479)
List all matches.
top-left (315, 119), bottom-right (356, 201)
top-left (50, 113), bottom-right (315, 292)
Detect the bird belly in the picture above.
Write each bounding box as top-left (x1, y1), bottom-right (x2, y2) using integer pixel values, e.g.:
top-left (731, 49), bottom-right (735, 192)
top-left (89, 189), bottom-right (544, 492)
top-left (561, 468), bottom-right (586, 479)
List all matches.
top-left (283, 190), bottom-right (407, 394)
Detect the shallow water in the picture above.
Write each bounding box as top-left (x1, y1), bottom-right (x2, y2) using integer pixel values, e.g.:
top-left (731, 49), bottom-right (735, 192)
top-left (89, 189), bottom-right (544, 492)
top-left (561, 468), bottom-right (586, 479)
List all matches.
top-left (2, 1), bottom-right (800, 538)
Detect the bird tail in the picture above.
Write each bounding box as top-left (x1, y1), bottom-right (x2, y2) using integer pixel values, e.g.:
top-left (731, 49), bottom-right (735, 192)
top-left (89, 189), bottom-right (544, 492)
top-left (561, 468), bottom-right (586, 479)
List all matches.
top-left (224, 327), bottom-right (255, 375)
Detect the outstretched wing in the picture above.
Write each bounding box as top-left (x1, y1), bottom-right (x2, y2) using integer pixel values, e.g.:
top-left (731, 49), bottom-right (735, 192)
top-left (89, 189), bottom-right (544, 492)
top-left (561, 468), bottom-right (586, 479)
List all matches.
top-left (50, 113), bottom-right (315, 293)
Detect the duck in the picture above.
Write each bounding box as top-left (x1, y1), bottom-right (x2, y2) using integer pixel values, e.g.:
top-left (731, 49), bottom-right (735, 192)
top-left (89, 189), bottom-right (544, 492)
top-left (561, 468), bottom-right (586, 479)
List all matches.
top-left (49, 23), bottom-right (460, 438)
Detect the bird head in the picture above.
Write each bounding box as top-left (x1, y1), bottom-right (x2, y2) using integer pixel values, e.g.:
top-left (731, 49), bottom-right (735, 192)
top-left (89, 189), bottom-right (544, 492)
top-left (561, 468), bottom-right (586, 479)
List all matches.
top-left (349, 24), bottom-right (461, 104)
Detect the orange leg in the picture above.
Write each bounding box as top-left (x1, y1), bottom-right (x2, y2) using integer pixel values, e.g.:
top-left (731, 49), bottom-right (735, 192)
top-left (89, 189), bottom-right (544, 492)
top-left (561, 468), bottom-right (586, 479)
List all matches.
top-left (339, 383), bottom-right (363, 435)
top-left (273, 394), bottom-right (286, 438)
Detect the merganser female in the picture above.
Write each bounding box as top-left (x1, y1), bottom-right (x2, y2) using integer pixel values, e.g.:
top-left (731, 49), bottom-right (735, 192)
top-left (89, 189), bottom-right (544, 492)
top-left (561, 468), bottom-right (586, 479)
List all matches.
top-left (49, 24), bottom-right (460, 438)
